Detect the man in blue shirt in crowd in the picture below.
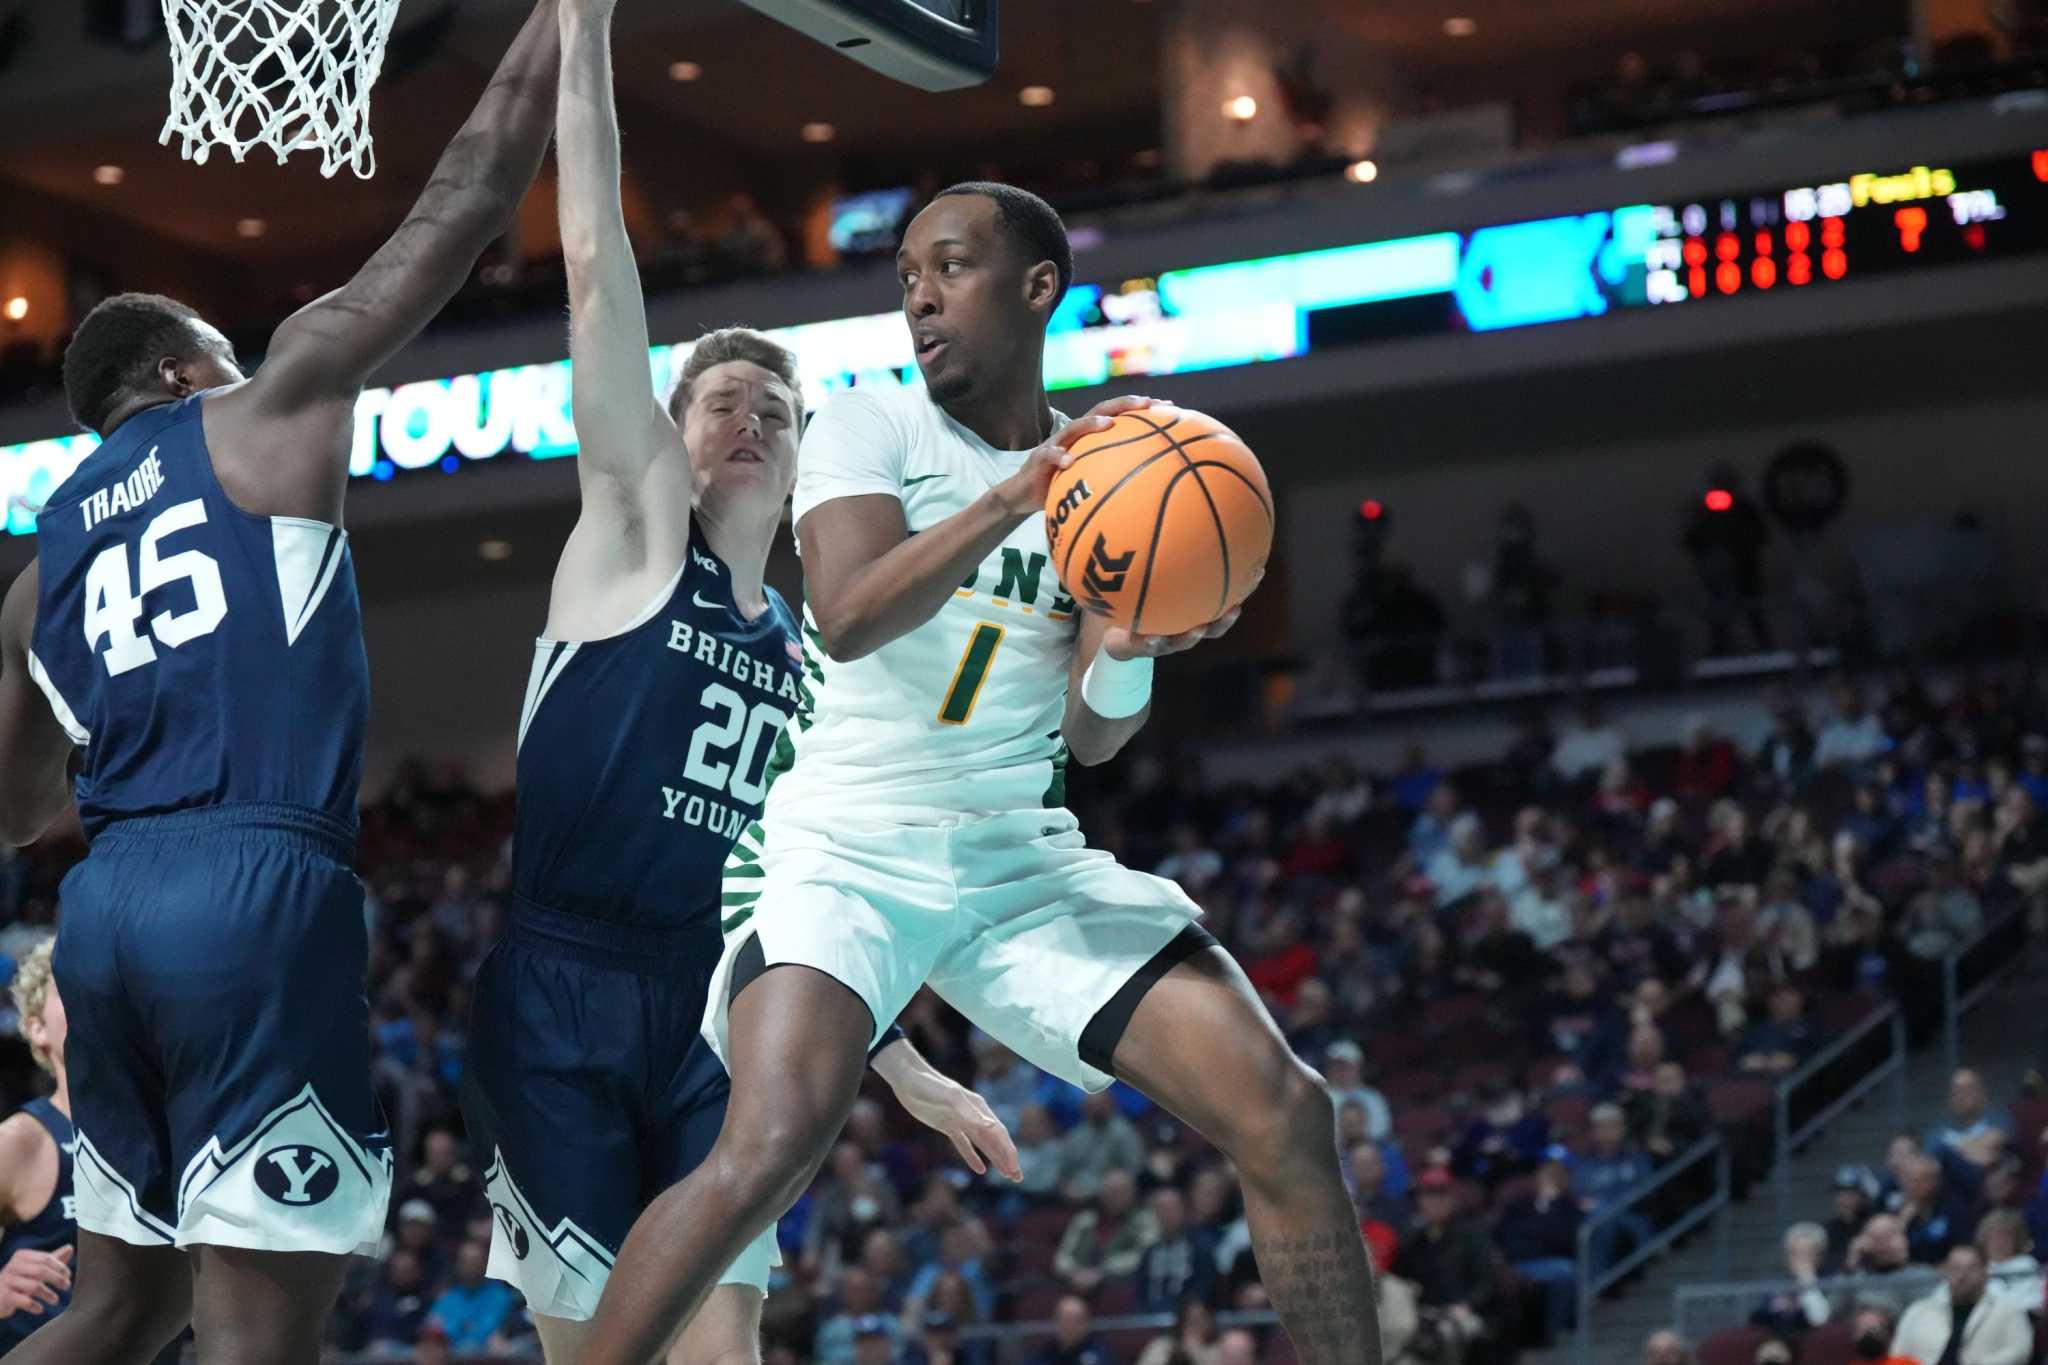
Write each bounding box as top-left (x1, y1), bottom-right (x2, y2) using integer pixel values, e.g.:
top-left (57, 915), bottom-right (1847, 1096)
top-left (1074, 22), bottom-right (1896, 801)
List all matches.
top-left (1574, 1105), bottom-right (1655, 1275)
top-left (426, 1241), bottom-right (520, 1351)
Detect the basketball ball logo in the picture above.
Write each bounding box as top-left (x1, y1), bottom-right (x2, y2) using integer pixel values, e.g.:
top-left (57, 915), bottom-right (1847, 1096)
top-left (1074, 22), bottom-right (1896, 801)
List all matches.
top-left (1046, 478), bottom-right (1094, 555)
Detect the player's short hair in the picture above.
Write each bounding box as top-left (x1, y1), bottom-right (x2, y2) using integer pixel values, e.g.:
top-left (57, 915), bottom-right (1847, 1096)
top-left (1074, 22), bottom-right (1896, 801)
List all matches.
top-left (9, 938), bottom-right (56, 1076)
top-left (63, 292), bottom-right (210, 436)
top-left (933, 181), bottom-right (1073, 307)
top-left (667, 327), bottom-right (805, 430)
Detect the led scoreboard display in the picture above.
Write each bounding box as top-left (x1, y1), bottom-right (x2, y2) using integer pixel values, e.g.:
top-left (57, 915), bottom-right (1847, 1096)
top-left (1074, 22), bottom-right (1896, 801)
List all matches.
top-left (5, 148), bottom-right (2046, 534)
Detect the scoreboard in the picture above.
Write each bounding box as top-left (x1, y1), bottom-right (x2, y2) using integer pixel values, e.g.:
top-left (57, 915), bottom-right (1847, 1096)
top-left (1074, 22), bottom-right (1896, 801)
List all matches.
top-left (5, 147), bottom-right (2047, 534)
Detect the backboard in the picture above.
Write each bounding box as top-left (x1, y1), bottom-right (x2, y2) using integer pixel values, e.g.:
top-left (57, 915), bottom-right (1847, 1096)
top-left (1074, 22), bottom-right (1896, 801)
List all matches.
top-left (732, 0), bottom-right (999, 91)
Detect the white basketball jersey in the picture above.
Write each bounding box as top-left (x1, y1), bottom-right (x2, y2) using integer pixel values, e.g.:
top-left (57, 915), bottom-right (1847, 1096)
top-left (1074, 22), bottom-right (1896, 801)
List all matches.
top-left (767, 385), bottom-right (1079, 821)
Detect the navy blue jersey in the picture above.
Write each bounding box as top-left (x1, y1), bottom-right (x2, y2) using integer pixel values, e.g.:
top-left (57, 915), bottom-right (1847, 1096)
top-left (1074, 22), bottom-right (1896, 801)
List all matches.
top-left (515, 526), bottom-right (803, 931)
top-left (27, 393), bottom-right (368, 838)
top-left (0, 1098), bottom-right (74, 1355)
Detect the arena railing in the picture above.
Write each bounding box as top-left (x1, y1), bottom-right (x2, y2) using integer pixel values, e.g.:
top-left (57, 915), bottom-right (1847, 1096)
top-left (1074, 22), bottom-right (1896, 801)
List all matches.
top-left (1575, 1135), bottom-right (1732, 1365)
top-left (1772, 1005), bottom-right (1906, 1230)
top-left (1671, 1264), bottom-right (2040, 1342)
top-left (1942, 901), bottom-right (2030, 1079)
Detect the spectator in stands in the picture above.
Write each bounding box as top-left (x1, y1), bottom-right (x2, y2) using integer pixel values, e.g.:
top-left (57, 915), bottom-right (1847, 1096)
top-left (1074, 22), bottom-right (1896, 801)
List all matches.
top-left (1975, 1210), bottom-right (2042, 1311)
top-left (1593, 756), bottom-right (1654, 834)
top-left (862, 1228), bottom-right (916, 1312)
top-left (1136, 1299), bottom-right (1221, 1365)
top-left (1349, 1140), bottom-right (1412, 1231)
top-left (1512, 859), bottom-right (1576, 951)
top-left (403, 1126), bottom-right (474, 1240)
top-left (1453, 1084), bottom-right (1552, 1188)
top-left (806, 1141), bottom-right (906, 1276)
top-left (1284, 977), bottom-right (1340, 1057)
top-left (852, 1314), bottom-right (901, 1365)
top-left (1430, 815), bottom-right (1500, 907)
top-left (1757, 868), bottom-right (1820, 973)
top-left (1691, 894), bottom-right (1780, 1036)
top-left (1391, 743), bottom-right (1447, 814)
top-left (907, 1221), bottom-right (994, 1323)
top-left (1751, 1223), bottom-right (1832, 1336)
top-left (817, 1268), bottom-right (896, 1365)
top-left (1155, 824), bottom-right (1225, 896)
top-left (1457, 889), bottom-right (1549, 1005)
top-left (1030, 1295), bottom-right (1110, 1365)
top-left (393, 1198), bottom-right (450, 1288)
top-left (1540, 962), bottom-right (1627, 1092)
top-left (1215, 1330), bottom-right (1259, 1365)
top-left (1057, 1090), bottom-right (1145, 1202)
top-left (1627, 1061), bottom-right (1712, 1166)
top-left (1901, 850), bottom-right (1984, 960)
top-left (1599, 894), bottom-right (1692, 991)
top-left (364, 1247), bottom-right (432, 1353)
top-left (1891, 1245), bottom-right (2032, 1365)
top-left (1755, 695), bottom-right (1816, 790)
top-left (1738, 984), bottom-right (1820, 1076)
top-left (1928, 1069), bottom-right (2015, 1170)
top-left (1576, 1104), bottom-right (1656, 1272)
top-left (425, 1240), bottom-right (517, 1353)
top-left (1136, 1187), bottom-right (1216, 1313)
top-left (1894, 1154), bottom-right (1974, 1264)
top-left (1503, 710), bottom-right (1559, 793)
top-left (1554, 701), bottom-right (1631, 782)
top-left (1676, 718), bottom-right (1741, 804)
top-left (1847, 1215), bottom-right (1915, 1282)
top-left (1817, 681), bottom-right (1891, 771)
top-left (1705, 806), bottom-right (1775, 890)
top-left (1054, 1169), bottom-right (1158, 1295)
top-left (1393, 1169), bottom-right (1497, 1355)
top-left (1320, 1040), bottom-right (1391, 1140)
top-left (1410, 784), bottom-right (1466, 865)
top-left (903, 1306), bottom-right (974, 1365)
top-left (1493, 1147), bottom-right (1585, 1340)
top-left (1245, 911), bottom-right (1321, 1009)
top-left (1994, 789), bottom-right (2048, 912)
top-left (1844, 782), bottom-right (1904, 864)
top-left (1824, 1166), bottom-right (1883, 1274)
top-left (1644, 1328), bottom-right (1696, 1365)
top-left (970, 1036), bottom-right (1039, 1135)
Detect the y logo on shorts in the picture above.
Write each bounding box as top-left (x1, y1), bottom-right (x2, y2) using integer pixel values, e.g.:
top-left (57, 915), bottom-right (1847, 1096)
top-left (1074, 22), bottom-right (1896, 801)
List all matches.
top-left (255, 1145), bottom-right (339, 1205)
top-left (492, 1202), bottom-right (532, 1260)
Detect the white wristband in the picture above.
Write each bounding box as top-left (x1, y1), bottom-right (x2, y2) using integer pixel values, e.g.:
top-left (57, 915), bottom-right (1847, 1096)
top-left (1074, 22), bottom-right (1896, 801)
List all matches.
top-left (1081, 652), bottom-right (1154, 719)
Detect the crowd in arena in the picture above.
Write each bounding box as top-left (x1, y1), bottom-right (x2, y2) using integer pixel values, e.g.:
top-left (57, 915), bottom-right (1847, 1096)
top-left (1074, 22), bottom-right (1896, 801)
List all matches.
top-left (1, 662), bottom-right (2045, 1362)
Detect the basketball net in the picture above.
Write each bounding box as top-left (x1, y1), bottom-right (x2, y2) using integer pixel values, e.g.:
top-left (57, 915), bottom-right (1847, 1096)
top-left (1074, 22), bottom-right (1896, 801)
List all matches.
top-left (158, 0), bottom-right (405, 179)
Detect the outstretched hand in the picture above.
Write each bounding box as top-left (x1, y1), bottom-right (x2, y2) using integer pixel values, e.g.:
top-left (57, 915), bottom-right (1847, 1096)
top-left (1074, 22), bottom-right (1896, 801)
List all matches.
top-left (0, 1246), bottom-right (70, 1319)
top-left (891, 1067), bottom-right (1023, 1183)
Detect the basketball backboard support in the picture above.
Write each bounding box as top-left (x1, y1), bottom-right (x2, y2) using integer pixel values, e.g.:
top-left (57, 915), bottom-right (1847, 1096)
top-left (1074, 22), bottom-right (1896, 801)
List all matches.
top-left (731, 0), bottom-right (998, 91)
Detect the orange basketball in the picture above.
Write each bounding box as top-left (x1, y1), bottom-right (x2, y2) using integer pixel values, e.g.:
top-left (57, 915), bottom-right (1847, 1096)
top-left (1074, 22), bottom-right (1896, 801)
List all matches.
top-left (1043, 405), bottom-right (1273, 636)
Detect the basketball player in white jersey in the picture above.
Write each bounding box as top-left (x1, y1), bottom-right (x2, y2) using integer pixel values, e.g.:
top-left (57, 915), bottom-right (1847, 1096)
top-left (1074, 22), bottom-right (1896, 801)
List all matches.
top-left (463, 4), bottom-right (1018, 1363)
top-left (581, 185), bottom-right (1378, 1364)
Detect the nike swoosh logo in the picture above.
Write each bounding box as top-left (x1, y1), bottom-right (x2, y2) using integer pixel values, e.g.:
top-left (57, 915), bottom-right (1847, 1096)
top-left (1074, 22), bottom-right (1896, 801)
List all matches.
top-left (903, 474), bottom-right (946, 487)
top-left (693, 592), bottom-right (724, 610)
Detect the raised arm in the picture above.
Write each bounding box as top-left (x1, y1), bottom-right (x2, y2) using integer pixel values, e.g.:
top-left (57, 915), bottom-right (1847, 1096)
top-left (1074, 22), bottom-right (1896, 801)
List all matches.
top-left (0, 565), bottom-right (75, 847)
top-left (541, 0), bottom-right (694, 639)
top-left (210, 1), bottom-right (563, 519)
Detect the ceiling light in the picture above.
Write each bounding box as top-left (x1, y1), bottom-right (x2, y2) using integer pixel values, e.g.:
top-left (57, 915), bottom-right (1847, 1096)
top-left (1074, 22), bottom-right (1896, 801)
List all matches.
top-left (801, 121), bottom-right (835, 143)
top-left (2, 297), bottom-right (27, 322)
top-left (1443, 16), bottom-right (1477, 37)
top-left (1345, 159), bottom-right (1378, 184)
top-left (236, 217), bottom-right (267, 239)
top-left (1223, 95), bottom-right (1257, 122)
top-left (93, 164), bottom-right (125, 186)
top-left (478, 539), bottom-right (513, 562)
top-left (1018, 85), bottom-right (1055, 107)
top-left (668, 60), bottom-right (701, 82)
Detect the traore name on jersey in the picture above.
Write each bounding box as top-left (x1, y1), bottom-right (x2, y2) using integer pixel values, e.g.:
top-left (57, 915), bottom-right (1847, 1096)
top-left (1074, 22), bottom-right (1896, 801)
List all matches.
top-left (514, 530), bottom-right (803, 930)
top-left (27, 392), bottom-right (368, 836)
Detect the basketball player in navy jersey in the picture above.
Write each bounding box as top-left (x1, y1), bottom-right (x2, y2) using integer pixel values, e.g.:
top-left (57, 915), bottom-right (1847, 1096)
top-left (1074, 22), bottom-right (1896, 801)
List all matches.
top-left (0, 5), bottom-right (565, 1360)
top-left (0, 941), bottom-right (75, 1357)
top-left (460, 5), bottom-right (1015, 1361)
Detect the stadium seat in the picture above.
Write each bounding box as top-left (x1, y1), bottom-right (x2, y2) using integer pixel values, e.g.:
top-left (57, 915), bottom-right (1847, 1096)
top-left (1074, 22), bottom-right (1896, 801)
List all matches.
top-left (1799, 1318), bottom-right (1856, 1365)
top-left (1698, 1325), bottom-right (1773, 1365)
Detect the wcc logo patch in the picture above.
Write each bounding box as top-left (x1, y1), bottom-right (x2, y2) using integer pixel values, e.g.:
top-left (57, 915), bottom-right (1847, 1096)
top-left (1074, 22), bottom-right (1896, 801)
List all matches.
top-left (254, 1145), bottom-right (340, 1206)
top-left (492, 1202), bottom-right (532, 1260)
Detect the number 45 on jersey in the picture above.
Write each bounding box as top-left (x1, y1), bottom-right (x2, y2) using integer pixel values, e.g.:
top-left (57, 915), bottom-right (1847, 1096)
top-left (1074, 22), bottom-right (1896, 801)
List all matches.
top-left (84, 500), bottom-right (228, 676)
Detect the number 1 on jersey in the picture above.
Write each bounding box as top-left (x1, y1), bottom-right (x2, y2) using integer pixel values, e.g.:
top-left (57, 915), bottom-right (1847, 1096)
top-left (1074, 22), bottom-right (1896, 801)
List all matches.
top-left (938, 622), bottom-right (1005, 725)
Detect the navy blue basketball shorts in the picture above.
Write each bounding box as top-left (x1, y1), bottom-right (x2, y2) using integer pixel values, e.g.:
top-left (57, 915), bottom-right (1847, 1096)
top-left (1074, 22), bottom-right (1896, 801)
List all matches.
top-left (461, 900), bottom-right (776, 1322)
top-left (53, 803), bottom-right (392, 1256)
